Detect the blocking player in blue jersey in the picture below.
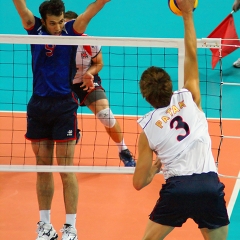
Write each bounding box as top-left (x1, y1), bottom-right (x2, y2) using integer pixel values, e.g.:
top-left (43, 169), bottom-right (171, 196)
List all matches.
top-left (12, 0), bottom-right (109, 239)
top-left (133, 0), bottom-right (229, 239)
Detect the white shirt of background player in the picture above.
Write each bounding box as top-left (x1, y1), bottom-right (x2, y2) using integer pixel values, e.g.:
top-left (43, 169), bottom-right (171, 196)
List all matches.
top-left (73, 44), bottom-right (101, 86)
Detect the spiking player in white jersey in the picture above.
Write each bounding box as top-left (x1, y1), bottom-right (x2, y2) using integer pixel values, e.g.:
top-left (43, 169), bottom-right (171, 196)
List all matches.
top-left (64, 11), bottom-right (136, 167)
top-left (133, 0), bottom-right (229, 239)
top-left (138, 88), bottom-right (217, 180)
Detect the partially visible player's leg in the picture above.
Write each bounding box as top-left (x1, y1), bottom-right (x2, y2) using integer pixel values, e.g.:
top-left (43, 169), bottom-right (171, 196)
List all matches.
top-left (195, 174), bottom-right (229, 240)
top-left (73, 81), bottom-right (136, 166)
top-left (26, 95), bottom-right (57, 225)
top-left (54, 95), bottom-right (79, 239)
top-left (88, 98), bottom-right (123, 143)
top-left (26, 98), bottom-right (58, 239)
top-left (87, 92), bottom-right (136, 166)
top-left (56, 140), bottom-right (79, 240)
top-left (233, 58), bottom-right (240, 68)
top-left (31, 140), bottom-right (58, 240)
top-left (142, 219), bottom-right (174, 240)
top-left (32, 140), bottom-right (55, 211)
top-left (73, 80), bottom-right (125, 146)
top-left (56, 140), bottom-right (79, 214)
top-left (200, 226), bottom-right (228, 240)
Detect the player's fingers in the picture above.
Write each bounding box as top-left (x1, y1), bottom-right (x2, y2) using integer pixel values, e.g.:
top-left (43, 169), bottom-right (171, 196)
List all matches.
top-left (87, 86), bottom-right (95, 92)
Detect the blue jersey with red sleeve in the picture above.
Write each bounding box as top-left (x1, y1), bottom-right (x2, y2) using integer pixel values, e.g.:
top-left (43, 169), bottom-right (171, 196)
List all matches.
top-left (26, 17), bottom-right (81, 97)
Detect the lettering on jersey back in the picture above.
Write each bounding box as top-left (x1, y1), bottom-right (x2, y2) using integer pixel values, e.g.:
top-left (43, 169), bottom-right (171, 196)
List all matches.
top-left (155, 100), bottom-right (186, 129)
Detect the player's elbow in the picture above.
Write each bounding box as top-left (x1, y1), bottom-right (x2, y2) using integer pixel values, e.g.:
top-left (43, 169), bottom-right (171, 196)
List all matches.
top-left (133, 179), bottom-right (144, 191)
top-left (99, 63), bottom-right (104, 71)
top-left (133, 183), bottom-right (142, 191)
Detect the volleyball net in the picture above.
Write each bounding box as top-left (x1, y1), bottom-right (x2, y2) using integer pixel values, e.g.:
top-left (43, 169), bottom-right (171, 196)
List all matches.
top-left (0, 34), bottom-right (238, 176)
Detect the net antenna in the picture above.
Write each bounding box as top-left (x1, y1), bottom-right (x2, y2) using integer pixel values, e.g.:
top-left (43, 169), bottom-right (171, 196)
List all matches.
top-left (216, 38), bottom-right (240, 180)
top-left (0, 35), bottom-right (223, 173)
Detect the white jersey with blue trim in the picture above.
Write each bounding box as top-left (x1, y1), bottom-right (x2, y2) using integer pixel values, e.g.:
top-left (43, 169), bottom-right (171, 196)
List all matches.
top-left (73, 43), bottom-right (101, 84)
top-left (138, 88), bottom-right (217, 179)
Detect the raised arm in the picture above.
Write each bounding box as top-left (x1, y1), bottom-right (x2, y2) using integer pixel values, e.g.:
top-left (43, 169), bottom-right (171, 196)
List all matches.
top-left (177, 0), bottom-right (201, 109)
top-left (233, 0), bottom-right (240, 12)
top-left (12, 0), bottom-right (35, 29)
top-left (73, 0), bottom-right (110, 33)
top-left (87, 51), bottom-right (104, 76)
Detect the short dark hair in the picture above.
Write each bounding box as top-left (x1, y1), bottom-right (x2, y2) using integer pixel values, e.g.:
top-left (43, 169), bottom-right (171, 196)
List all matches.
top-left (39, 0), bottom-right (65, 21)
top-left (139, 66), bottom-right (173, 108)
top-left (64, 11), bottom-right (78, 20)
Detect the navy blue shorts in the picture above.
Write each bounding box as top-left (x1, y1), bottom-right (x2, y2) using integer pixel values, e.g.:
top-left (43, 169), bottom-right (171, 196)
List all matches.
top-left (149, 172), bottom-right (230, 229)
top-left (71, 74), bottom-right (106, 106)
top-left (25, 93), bottom-right (80, 142)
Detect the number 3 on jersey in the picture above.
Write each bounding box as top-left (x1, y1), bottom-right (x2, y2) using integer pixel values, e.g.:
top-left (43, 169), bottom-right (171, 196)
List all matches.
top-left (170, 116), bottom-right (190, 141)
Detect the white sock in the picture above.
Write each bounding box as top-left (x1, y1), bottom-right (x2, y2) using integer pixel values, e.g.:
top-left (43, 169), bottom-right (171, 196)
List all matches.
top-left (40, 210), bottom-right (51, 224)
top-left (66, 214), bottom-right (76, 228)
top-left (116, 139), bottom-right (127, 152)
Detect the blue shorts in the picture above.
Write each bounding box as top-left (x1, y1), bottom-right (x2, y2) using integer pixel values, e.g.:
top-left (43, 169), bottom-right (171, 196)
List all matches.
top-left (149, 172), bottom-right (230, 229)
top-left (25, 93), bottom-right (80, 142)
top-left (71, 74), bottom-right (106, 106)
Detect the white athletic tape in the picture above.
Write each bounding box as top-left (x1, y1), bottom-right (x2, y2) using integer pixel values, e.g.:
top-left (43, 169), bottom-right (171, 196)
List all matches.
top-left (96, 108), bottom-right (116, 128)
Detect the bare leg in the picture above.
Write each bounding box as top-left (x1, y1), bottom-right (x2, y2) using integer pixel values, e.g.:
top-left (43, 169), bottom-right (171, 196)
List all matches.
top-left (56, 140), bottom-right (78, 214)
top-left (32, 140), bottom-right (55, 210)
top-left (88, 98), bottom-right (135, 167)
top-left (88, 99), bottom-right (123, 143)
top-left (142, 219), bottom-right (174, 240)
top-left (104, 121), bottom-right (123, 143)
top-left (200, 225), bottom-right (228, 240)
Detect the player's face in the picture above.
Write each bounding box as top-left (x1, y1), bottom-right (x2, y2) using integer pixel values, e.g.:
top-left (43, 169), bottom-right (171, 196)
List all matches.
top-left (42, 13), bottom-right (65, 35)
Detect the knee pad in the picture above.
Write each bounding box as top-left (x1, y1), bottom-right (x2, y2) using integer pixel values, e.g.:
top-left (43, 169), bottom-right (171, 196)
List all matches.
top-left (96, 108), bottom-right (116, 128)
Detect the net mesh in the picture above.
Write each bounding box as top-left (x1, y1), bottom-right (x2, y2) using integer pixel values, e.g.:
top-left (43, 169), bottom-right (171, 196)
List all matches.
top-left (1, 34), bottom-right (237, 176)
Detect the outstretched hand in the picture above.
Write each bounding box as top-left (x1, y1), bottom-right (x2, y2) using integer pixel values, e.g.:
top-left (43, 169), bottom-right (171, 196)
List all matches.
top-left (176, 0), bottom-right (195, 14)
top-left (80, 72), bottom-right (95, 92)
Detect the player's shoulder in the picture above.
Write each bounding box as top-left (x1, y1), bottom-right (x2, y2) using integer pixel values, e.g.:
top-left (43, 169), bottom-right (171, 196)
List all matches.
top-left (26, 16), bottom-right (42, 34)
top-left (173, 88), bottom-right (190, 95)
top-left (137, 109), bottom-right (156, 124)
top-left (171, 88), bottom-right (194, 105)
top-left (172, 88), bottom-right (192, 99)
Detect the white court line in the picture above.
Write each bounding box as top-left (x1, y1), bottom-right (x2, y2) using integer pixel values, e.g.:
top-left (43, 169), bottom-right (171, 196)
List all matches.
top-left (227, 171), bottom-right (240, 218)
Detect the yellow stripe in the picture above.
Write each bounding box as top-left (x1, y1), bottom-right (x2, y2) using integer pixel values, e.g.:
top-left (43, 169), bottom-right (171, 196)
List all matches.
top-left (169, 0), bottom-right (182, 16)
